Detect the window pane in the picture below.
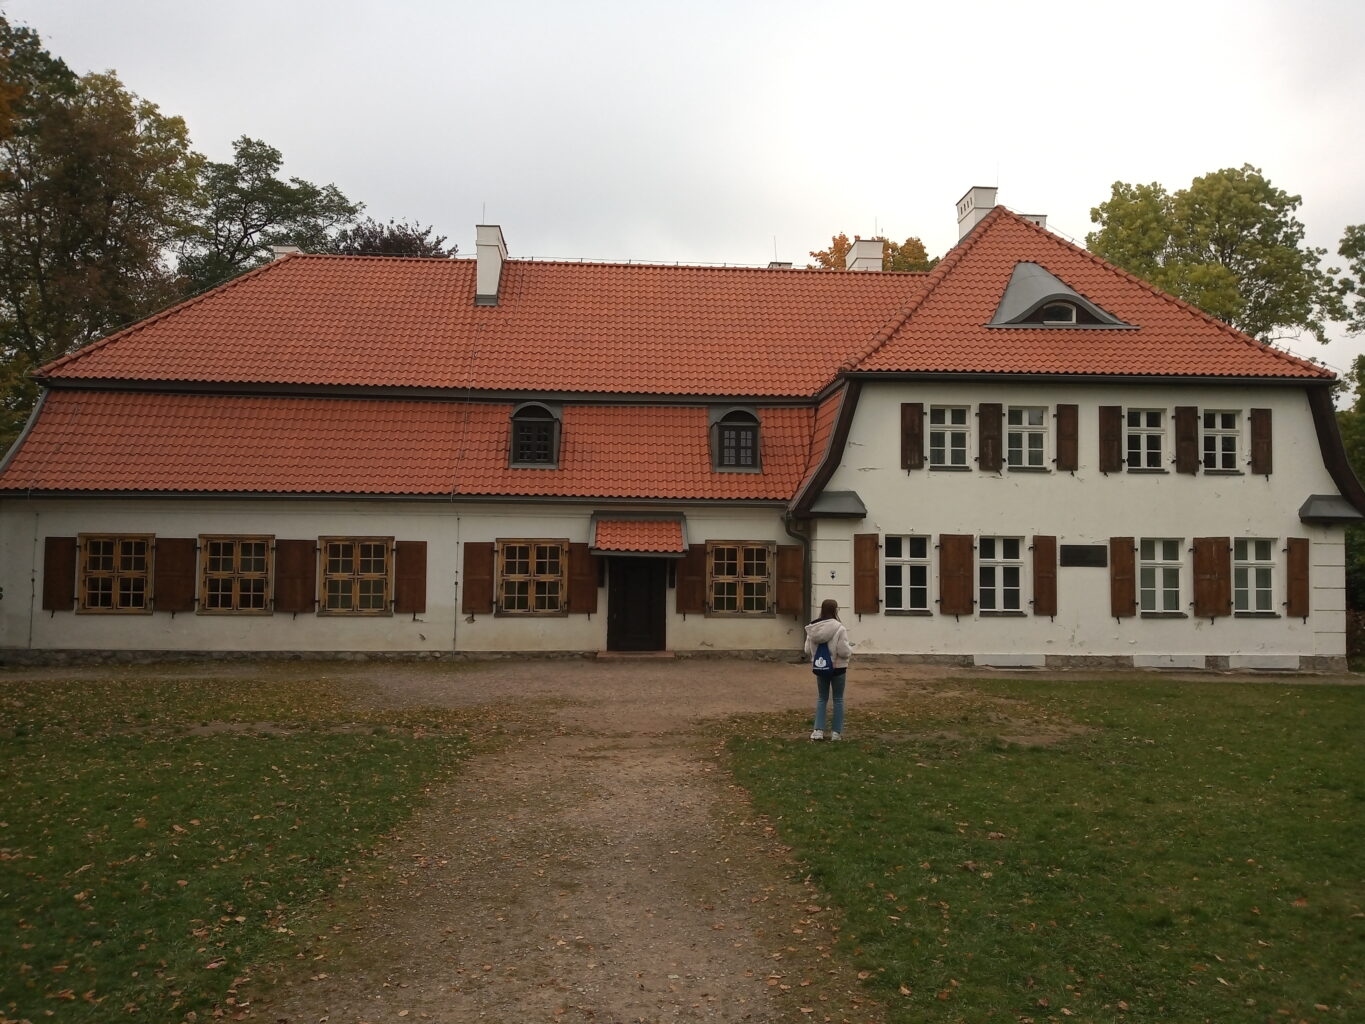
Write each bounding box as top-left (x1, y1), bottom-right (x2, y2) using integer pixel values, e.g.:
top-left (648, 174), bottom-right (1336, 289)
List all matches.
top-left (884, 535), bottom-right (902, 559)
top-left (908, 537), bottom-right (928, 559)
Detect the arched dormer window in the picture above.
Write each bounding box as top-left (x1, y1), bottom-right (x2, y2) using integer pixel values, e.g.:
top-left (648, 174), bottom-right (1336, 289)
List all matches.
top-left (710, 407), bottom-right (761, 471)
top-left (510, 402), bottom-right (561, 467)
top-left (988, 263), bottom-right (1135, 329)
top-left (1039, 301), bottom-right (1078, 324)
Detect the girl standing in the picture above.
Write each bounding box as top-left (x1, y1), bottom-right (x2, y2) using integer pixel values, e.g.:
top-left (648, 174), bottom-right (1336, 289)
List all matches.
top-left (803, 598), bottom-right (852, 741)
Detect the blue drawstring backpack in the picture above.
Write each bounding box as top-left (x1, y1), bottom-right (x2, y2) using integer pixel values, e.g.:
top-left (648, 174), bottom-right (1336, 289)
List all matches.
top-left (811, 640), bottom-right (833, 672)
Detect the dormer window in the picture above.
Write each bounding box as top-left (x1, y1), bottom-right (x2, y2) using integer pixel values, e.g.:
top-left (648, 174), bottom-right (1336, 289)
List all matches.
top-left (1040, 302), bottom-right (1077, 324)
top-left (711, 408), bottom-right (761, 471)
top-left (988, 262), bottom-right (1135, 329)
top-left (510, 402), bottom-right (561, 467)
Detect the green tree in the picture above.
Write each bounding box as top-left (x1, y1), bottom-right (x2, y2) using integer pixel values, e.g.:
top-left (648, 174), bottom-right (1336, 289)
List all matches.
top-left (808, 232), bottom-right (938, 271)
top-left (1336, 356), bottom-right (1365, 619)
top-left (0, 17), bottom-right (203, 449)
top-left (178, 136), bottom-right (360, 292)
top-left (1087, 165), bottom-right (1342, 344)
top-left (324, 216), bottom-right (456, 257)
top-left (1336, 224), bottom-right (1365, 335)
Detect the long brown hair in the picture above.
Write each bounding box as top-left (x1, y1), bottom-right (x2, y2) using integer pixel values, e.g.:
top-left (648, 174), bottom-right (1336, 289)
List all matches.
top-left (817, 598), bottom-right (840, 621)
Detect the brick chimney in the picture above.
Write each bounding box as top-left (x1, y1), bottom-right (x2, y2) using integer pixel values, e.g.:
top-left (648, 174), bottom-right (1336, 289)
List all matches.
top-left (956, 186), bottom-right (998, 239)
top-left (475, 224), bottom-right (507, 306)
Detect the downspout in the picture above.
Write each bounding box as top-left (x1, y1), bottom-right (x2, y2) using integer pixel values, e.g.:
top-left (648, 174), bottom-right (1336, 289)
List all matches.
top-left (783, 513), bottom-right (812, 626)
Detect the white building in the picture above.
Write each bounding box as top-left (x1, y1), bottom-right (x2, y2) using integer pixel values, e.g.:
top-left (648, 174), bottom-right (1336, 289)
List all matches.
top-left (2, 192), bottom-right (1360, 668)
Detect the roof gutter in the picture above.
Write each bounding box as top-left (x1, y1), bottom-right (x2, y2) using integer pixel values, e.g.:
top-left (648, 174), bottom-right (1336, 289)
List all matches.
top-left (1306, 387), bottom-right (1365, 515)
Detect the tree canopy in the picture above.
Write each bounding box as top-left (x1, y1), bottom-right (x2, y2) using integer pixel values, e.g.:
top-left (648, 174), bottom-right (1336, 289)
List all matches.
top-left (1336, 224), bottom-right (1365, 336)
top-left (808, 232), bottom-right (938, 272)
top-left (1087, 165), bottom-right (1342, 344)
top-left (0, 16), bottom-right (202, 447)
top-left (177, 136), bottom-right (361, 293)
top-left (324, 216), bottom-right (457, 258)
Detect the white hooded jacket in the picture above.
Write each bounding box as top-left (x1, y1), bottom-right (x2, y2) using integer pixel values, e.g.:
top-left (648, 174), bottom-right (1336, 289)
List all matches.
top-left (803, 616), bottom-right (852, 670)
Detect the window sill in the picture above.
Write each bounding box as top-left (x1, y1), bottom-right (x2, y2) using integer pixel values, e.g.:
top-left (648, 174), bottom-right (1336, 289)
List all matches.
top-left (495, 609), bottom-right (570, 618)
top-left (712, 465), bottom-right (763, 474)
top-left (1234, 611), bottom-right (1281, 619)
top-left (1140, 611), bottom-right (1188, 619)
top-left (1125, 468), bottom-right (1169, 475)
top-left (198, 609), bottom-right (273, 616)
top-left (77, 608), bottom-right (153, 615)
top-left (885, 608), bottom-right (933, 616)
top-left (929, 465), bottom-right (972, 472)
top-left (705, 611), bottom-right (776, 619)
top-left (979, 610), bottom-right (1026, 617)
top-left (1202, 469), bottom-right (1243, 476)
top-left (1007, 466), bottom-right (1051, 473)
top-left (319, 610), bottom-right (394, 617)
top-left (509, 462), bottom-right (560, 470)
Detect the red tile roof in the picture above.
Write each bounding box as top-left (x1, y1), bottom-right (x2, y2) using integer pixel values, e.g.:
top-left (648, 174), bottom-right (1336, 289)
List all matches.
top-left (850, 209), bottom-right (1332, 380)
top-left (38, 256), bottom-right (930, 398)
top-left (0, 391), bottom-right (811, 499)
top-left (591, 519), bottom-right (686, 554)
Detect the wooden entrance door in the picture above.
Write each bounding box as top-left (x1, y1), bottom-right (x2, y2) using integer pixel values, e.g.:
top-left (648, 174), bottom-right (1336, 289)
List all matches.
top-left (607, 557), bottom-right (667, 651)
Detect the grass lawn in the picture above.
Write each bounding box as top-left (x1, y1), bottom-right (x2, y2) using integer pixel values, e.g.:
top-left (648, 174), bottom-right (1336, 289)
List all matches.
top-left (0, 667), bottom-right (473, 1023)
top-left (728, 678), bottom-right (1364, 1024)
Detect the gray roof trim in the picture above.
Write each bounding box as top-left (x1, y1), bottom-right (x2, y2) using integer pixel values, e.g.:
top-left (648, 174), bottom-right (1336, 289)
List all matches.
top-left (1298, 494), bottom-right (1365, 524)
top-left (989, 262), bottom-right (1132, 327)
top-left (805, 490), bottom-right (867, 518)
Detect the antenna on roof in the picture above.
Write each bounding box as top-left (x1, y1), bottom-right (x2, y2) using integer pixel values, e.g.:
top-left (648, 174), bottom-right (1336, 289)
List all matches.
top-left (772, 236), bottom-right (778, 261)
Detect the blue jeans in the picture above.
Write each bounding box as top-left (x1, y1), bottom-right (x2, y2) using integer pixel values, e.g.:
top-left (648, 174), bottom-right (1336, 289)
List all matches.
top-left (813, 670), bottom-right (846, 733)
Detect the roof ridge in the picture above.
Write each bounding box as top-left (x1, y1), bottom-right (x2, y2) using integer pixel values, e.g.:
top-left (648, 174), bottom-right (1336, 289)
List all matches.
top-left (840, 206), bottom-right (1006, 372)
top-left (1003, 211), bottom-right (1333, 379)
top-left (35, 258), bottom-right (296, 379)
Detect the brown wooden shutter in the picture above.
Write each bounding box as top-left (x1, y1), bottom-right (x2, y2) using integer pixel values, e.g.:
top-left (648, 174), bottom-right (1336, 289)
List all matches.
top-left (567, 542), bottom-right (598, 614)
top-left (676, 544), bottom-right (707, 614)
top-left (275, 539), bottom-right (318, 614)
top-left (1250, 408), bottom-right (1272, 475)
top-left (1055, 404), bottom-right (1078, 472)
top-left (1032, 535), bottom-right (1057, 617)
top-left (1109, 537), bottom-right (1136, 618)
top-left (41, 536), bottom-right (77, 612)
top-left (1285, 537), bottom-right (1310, 617)
top-left (938, 534), bottom-right (974, 615)
top-left (901, 402), bottom-right (924, 470)
top-left (978, 402), bottom-right (1003, 472)
top-left (460, 541), bottom-right (494, 614)
top-left (1098, 406), bottom-right (1123, 473)
top-left (1192, 537), bottom-right (1231, 617)
top-left (153, 537), bottom-right (197, 612)
top-left (394, 540), bottom-right (428, 614)
top-left (853, 533), bottom-right (880, 614)
top-left (1175, 406), bottom-right (1199, 474)
top-left (776, 545), bottom-right (803, 616)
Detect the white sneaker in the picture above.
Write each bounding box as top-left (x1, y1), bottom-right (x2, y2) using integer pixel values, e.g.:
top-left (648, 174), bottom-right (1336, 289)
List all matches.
top-left (830, 732), bottom-right (841, 741)
top-left (809, 730), bottom-right (824, 741)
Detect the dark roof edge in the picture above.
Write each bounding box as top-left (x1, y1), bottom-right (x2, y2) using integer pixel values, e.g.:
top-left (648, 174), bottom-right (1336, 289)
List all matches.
top-left (1306, 388), bottom-right (1365, 516)
top-left (788, 380), bottom-right (862, 517)
top-left (0, 390), bottom-right (47, 476)
top-left (0, 490), bottom-right (793, 507)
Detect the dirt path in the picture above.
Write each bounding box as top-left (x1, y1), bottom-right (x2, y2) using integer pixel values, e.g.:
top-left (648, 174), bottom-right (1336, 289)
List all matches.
top-left (243, 658), bottom-right (914, 1024)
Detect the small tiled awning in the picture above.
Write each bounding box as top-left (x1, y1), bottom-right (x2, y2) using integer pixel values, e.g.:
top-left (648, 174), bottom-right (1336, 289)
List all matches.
top-left (590, 515), bottom-right (688, 558)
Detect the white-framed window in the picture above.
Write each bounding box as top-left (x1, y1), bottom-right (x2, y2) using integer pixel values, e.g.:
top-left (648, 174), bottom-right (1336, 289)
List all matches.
top-left (929, 406), bottom-right (970, 468)
top-left (883, 535), bottom-right (931, 612)
top-left (1041, 302), bottom-right (1078, 324)
top-left (1202, 410), bottom-right (1240, 471)
top-left (1234, 538), bottom-right (1275, 613)
top-left (978, 536), bottom-right (1023, 612)
top-left (1006, 406), bottom-right (1048, 468)
top-left (1139, 538), bottom-right (1182, 613)
top-left (1126, 409), bottom-right (1165, 469)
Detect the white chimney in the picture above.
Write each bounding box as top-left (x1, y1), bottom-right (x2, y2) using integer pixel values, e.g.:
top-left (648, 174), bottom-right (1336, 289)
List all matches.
top-left (767, 260), bottom-right (793, 269)
top-left (1021, 213), bottom-right (1048, 231)
top-left (956, 186), bottom-right (998, 239)
top-left (270, 245), bottom-right (302, 260)
top-left (475, 224), bottom-right (507, 306)
top-left (845, 237), bottom-right (883, 271)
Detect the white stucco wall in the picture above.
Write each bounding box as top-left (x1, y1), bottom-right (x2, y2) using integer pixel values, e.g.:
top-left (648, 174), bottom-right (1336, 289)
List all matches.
top-left (0, 498), bottom-right (798, 655)
top-left (815, 380), bottom-right (1349, 664)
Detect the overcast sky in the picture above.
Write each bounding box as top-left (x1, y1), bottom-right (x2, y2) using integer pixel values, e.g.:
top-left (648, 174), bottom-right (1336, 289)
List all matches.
top-left (7, 0), bottom-right (1364, 374)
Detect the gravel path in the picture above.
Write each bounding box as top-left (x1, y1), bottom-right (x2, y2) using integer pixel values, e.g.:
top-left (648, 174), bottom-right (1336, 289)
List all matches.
top-left (243, 657), bottom-right (912, 1024)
